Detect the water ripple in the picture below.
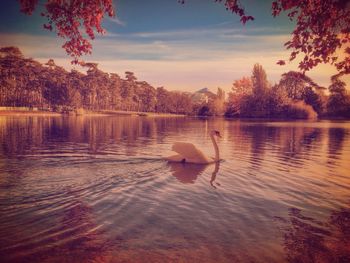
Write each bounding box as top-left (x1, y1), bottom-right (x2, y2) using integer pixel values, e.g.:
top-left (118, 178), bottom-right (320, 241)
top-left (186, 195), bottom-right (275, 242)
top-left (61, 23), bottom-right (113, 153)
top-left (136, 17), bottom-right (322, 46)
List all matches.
top-left (1, 117), bottom-right (350, 262)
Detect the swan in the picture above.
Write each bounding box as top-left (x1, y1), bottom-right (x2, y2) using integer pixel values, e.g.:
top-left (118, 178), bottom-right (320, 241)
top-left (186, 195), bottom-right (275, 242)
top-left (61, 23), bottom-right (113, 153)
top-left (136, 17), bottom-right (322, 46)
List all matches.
top-left (165, 130), bottom-right (222, 164)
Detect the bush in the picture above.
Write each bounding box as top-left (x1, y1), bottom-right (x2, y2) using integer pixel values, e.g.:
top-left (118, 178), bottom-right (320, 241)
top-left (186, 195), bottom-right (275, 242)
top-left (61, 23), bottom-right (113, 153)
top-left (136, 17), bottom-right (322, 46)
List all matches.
top-left (197, 105), bottom-right (213, 116)
top-left (224, 106), bottom-right (239, 117)
top-left (282, 101), bottom-right (317, 119)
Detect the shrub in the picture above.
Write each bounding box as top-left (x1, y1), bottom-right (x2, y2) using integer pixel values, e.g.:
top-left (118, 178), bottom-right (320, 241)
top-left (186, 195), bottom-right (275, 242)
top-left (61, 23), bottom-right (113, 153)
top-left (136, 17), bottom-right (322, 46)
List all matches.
top-left (197, 105), bottom-right (213, 116)
top-left (282, 101), bottom-right (317, 119)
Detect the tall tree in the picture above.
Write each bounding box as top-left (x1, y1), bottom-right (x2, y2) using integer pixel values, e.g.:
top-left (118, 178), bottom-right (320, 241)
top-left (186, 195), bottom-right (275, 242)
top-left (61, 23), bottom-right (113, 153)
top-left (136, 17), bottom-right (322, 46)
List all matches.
top-left (42, 60), bottom-right (68, 108)
top-left (210, 87), bottom-right (226, 116)
top-left (0, 47), bottom-right (48, 107)
top-left (169, 91), bottom-right (193, 114)
top-left (251, 63), bottom-right (269, 96)
top-left (278, 71), bottom-right (326, 114)
top-left (67, 69), bottom-right (84, 109)
top-left (109, 73), bottom-right (122, 110)
top-left (279, 71), bottom-right (317, 100)
top-left (136, 81), bottom-right (156, 112)
top-left (226, 76), bottom-right (252, 116)
top-left (120, 71), bottom-right (137, 111)
top-left (327, 76), bottom-right (350, 117)
top-left (156, 87), bottom-right (172, 113)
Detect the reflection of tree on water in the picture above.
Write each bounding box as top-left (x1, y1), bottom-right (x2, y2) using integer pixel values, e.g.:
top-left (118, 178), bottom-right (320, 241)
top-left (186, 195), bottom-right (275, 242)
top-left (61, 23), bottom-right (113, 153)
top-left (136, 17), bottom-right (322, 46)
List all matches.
top-left (0, 116), bottom-right (191, 158)
top-left (235, 124), bottom-right (323, 169)
top-left (275, 126), bottom-right (323, 168)
top-left (300, 128), bottom-right (322, 151)
top-left (328, 128), bottom-right (348, 161)
top-left (277, 205), bottom-right (350, 263)
top-left (227, 122), bottom-right (325, 169)
top-left (210, 161), bottom-right (220, 188)
top-left (168, 161), bottom-right (221, 186)
top-left (0, 116), bottom-right (47, 157)
top-left (241, 124), bottom-right (269, 168)
top-left (282, 127), bottom-right (320, 156)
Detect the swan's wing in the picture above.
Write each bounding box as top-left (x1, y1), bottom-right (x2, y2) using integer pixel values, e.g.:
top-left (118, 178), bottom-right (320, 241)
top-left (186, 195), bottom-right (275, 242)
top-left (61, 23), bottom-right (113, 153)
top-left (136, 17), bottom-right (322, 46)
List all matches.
top-left (171, 142), bottom-right (208, 161)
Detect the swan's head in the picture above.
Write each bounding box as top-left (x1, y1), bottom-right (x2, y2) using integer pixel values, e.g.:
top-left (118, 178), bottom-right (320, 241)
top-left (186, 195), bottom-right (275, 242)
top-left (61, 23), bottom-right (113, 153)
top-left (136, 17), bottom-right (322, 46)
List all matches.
top-left (211, 130), bottom-right (222, 138)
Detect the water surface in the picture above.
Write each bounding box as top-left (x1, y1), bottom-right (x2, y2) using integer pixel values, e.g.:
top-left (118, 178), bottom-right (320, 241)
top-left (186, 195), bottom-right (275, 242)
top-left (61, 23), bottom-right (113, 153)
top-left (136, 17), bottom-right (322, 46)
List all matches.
top-left (0, 116), bottom-right (349, 262)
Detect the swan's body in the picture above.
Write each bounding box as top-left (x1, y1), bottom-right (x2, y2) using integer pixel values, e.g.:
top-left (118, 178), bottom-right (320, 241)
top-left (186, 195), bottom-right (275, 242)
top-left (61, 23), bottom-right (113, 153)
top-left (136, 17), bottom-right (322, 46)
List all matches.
top-left (166, 130), bottom-right (221, 164)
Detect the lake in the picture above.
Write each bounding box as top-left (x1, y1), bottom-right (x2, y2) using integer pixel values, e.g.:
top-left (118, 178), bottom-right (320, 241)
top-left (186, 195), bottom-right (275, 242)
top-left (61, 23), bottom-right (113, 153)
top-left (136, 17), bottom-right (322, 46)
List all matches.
top-left (0, 115), bottom-right (349, 263)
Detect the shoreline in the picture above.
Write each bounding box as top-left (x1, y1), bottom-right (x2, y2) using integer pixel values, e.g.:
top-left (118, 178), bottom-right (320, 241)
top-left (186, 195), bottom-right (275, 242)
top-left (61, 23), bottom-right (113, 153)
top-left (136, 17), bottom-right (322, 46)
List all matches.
top-left (1, 110), bottom-right (349, 121)
top-left (96, 110), bottom-right (186, 117)
top-left (0, 110), bottom-right (62, 116)
top-left (0, 110), bottom-right (186, 117)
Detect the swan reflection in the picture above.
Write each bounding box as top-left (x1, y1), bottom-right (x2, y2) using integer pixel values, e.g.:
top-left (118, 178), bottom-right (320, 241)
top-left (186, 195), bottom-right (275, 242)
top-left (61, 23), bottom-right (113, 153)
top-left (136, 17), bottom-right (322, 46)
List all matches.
top-left (210, 161), bottom-right (220, 189)
top-left (168, 161), bottom-right (221, 186)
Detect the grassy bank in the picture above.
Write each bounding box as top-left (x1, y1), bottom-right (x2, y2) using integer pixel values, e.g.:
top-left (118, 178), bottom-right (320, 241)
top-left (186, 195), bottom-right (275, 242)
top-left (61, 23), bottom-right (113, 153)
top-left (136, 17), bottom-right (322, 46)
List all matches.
top-left (0, 108), bottom-right (186, 117)
top-left (96, 110), bottom-right (185, 117)
top-left (0, 110), bottom-right (61, 116)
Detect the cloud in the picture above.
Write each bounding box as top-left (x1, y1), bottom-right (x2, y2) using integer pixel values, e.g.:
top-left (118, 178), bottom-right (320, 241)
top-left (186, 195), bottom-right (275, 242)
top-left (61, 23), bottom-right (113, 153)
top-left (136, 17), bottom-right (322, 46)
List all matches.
top-left (0, 33), bottom-right (66, 58)
top-left (106, 15), bottom-right (126, 26)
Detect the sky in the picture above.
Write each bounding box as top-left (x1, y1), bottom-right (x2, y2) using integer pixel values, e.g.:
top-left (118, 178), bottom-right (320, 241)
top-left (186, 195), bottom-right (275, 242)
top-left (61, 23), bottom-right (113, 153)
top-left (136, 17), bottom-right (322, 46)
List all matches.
top-left (0, 0), bottom-right (348, 93)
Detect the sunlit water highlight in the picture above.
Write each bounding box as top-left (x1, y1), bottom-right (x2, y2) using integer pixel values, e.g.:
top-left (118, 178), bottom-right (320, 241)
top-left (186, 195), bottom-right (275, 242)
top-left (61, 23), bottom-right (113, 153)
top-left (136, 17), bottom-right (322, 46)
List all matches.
top-left (0, 116), bottom-right (349, 262)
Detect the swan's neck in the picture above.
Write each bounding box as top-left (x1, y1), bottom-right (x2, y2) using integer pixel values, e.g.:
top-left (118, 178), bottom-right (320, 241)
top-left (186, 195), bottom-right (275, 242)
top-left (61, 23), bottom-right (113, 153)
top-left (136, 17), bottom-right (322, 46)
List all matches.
top-left (210, 134), bottom-right (220, 161)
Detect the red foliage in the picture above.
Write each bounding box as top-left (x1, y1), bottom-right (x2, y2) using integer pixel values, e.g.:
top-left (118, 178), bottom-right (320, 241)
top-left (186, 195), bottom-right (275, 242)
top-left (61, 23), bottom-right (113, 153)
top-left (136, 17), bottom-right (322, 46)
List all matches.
top-left (19, 0), bottom-right (38, 15)
top-left (216, 0), bottom-right (254, 24)
top-left (180, 0), bottom-right (254, 24)
top-left (19, 0), bottom-right (114, 64)
top-left (19, 0), bottom-right (349, 74)
top-left (272, 0), bottom-right (350, 74)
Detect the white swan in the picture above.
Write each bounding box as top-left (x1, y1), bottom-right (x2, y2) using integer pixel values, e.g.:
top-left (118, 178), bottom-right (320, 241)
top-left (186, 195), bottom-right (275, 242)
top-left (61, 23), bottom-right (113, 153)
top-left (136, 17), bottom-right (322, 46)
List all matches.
top-left (166, 130), bottom-right (221, 164)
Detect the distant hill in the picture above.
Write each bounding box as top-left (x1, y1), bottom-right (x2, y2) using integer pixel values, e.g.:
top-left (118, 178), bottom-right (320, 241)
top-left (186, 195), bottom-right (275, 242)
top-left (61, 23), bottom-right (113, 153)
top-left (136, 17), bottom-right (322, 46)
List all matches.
top-left (196, 87), bottom-right (210, 93)
top-left (191, 87), bottom-right (216, 103)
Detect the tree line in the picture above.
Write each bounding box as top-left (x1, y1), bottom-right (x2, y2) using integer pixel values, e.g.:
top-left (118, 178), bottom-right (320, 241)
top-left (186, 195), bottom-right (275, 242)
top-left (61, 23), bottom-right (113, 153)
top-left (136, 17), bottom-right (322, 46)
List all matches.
top-left (0, 46), bottom-right (349, 119)
top-left (225, 64), bottom-right (350, 119)
top-left (0, 47), bottom-right (195, 114)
